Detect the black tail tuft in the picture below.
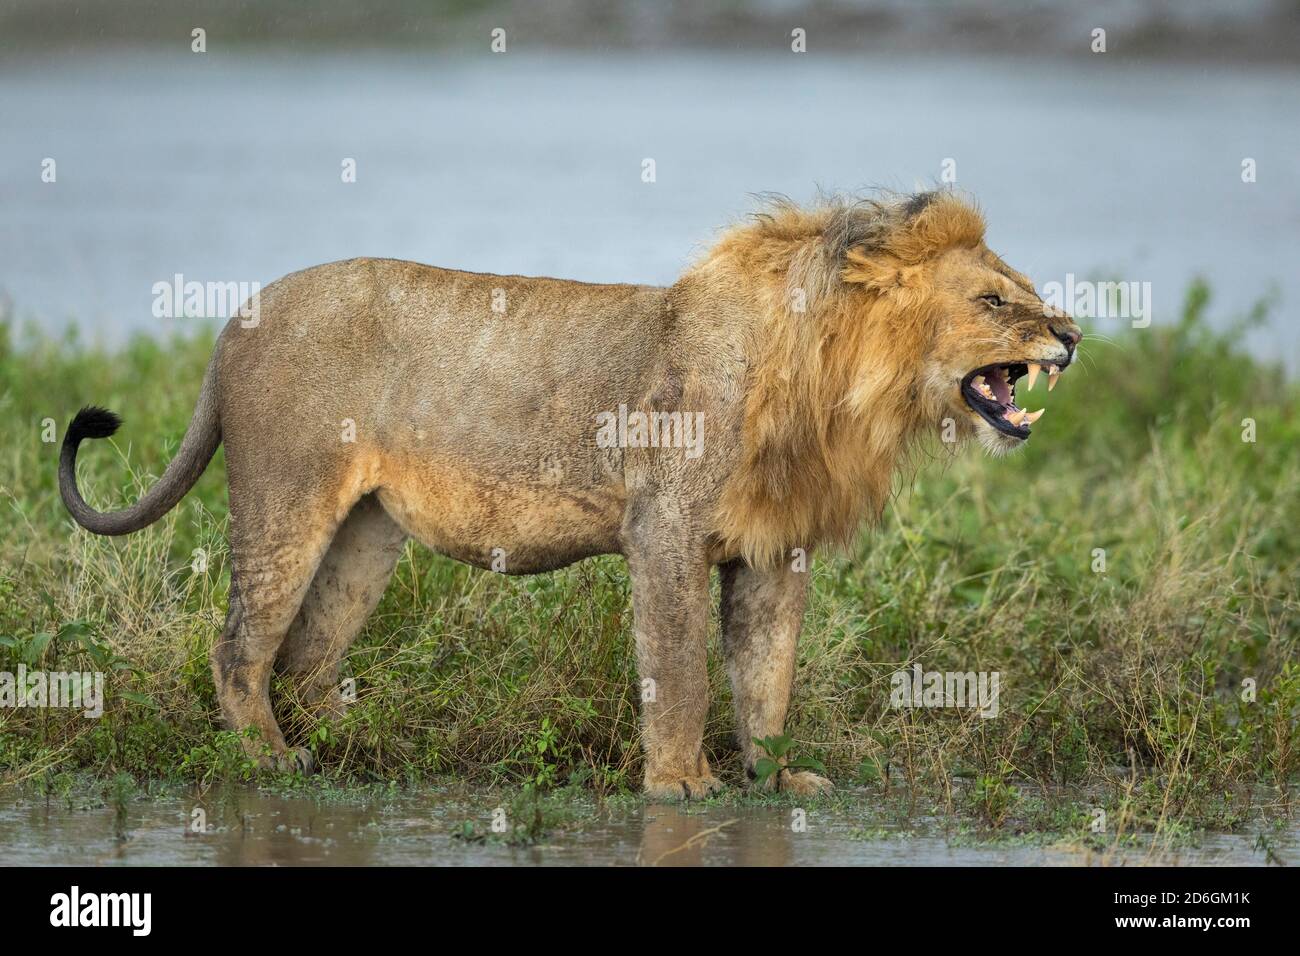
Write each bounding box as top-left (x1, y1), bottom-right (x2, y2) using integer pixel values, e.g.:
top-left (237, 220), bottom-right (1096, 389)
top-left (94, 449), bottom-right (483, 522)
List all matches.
top-left (65, 405), bottom-right (122, 445)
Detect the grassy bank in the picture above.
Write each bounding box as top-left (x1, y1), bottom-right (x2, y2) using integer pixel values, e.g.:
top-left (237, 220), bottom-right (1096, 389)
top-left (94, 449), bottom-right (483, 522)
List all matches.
top-left (0, 282), bottom-right (1296, 840)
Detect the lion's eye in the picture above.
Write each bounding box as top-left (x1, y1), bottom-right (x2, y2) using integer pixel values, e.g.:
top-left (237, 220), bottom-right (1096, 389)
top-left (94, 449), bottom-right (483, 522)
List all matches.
top-left (979, 294), bottom-right (1005, 307)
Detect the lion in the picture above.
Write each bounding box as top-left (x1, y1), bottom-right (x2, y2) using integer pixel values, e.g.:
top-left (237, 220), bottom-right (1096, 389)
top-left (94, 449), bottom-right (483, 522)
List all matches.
top-left (59, 190), bottom-right (1080, 799)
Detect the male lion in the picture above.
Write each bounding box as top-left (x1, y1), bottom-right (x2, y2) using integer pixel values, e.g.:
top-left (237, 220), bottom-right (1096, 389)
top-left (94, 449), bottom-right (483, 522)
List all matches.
top-left (59, 191), bottom-right (1080, 799)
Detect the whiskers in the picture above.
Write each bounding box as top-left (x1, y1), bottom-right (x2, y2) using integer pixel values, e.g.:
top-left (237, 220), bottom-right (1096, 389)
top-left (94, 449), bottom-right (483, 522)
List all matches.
top-left (1070, 335), bottom-right (1118, 375)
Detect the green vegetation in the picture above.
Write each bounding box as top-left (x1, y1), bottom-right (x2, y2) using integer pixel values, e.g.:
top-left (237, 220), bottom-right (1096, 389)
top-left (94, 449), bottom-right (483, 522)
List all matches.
top-left (0, 281), bottom-right (1296, 846)
top-left (750, 734), bottom-right (827, 788)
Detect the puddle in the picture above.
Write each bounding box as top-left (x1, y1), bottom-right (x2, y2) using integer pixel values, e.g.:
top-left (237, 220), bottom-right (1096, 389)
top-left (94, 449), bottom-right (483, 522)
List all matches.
top-left (0, 787), bottom-right (1290, 866)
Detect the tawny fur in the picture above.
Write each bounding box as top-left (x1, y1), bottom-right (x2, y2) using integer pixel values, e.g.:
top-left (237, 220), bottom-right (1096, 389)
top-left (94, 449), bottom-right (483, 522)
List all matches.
top-left (59, 190), bottom-right (1081, 798)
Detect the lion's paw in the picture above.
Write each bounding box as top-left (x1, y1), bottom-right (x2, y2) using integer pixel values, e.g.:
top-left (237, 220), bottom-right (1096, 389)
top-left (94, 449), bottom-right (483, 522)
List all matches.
top-left (751, 767), bottom-right (833, 796)
top-left (778, 769), bottom-right (833, 796)
top-left (257, 747), bottom-right (314, 775)
top-left (644, 773), bottom-right (724, 801)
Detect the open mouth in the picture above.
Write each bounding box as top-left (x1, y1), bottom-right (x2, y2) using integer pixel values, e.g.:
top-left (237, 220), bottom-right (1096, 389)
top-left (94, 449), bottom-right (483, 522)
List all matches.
top-left (961, 361), bottom-right (1063, 440)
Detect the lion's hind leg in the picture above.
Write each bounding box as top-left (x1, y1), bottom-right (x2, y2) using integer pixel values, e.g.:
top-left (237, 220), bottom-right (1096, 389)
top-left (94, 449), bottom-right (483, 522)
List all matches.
top-left (275, 493), bottom-right (407, 720)
top-left (210, 476), bottom-right (353, 773)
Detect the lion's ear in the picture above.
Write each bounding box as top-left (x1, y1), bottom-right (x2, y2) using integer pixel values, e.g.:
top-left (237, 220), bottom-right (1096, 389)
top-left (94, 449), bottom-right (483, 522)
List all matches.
top-left (842, 248), bottom-right (923, 291)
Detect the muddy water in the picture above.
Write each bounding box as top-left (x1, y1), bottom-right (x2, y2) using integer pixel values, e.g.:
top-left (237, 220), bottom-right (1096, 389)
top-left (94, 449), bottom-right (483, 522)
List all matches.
top-left (0, 787), bottom-right (1289, 866)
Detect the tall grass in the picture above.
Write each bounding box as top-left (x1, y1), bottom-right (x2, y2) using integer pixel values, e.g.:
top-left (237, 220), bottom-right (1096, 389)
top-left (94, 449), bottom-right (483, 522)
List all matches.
top-left (0, 283), bottom-right (1296, 833)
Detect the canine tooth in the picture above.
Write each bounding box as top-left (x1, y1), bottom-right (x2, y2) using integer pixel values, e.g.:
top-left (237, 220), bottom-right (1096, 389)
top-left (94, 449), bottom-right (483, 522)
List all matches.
top-left (1025, 363), bottom-right (1040, 390)
top-left (1025, 408), bottom-right (1045, 423)
top-left (1006, 409), bottom-right (1028, 426)
top-left (972, 375), bottom-right (985, 386)
top-left (1048, 370), bottom-right (1059, 392)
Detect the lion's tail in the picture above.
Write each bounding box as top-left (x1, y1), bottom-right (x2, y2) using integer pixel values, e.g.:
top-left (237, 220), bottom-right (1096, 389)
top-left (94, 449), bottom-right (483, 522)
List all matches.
top-left (59, 351), bottom-right (222, 536)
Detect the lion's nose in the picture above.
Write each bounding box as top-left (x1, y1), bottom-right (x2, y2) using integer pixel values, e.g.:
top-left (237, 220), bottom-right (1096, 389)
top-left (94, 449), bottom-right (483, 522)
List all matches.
top-left (1053, 327), bottom-right (1081, 350)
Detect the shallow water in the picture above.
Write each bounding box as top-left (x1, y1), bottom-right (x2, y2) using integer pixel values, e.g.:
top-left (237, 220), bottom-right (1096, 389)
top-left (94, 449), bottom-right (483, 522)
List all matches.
top-left (0, 787), bottom-right (1290, 866)
top-left (1, 50), bottom-right (1298, 367)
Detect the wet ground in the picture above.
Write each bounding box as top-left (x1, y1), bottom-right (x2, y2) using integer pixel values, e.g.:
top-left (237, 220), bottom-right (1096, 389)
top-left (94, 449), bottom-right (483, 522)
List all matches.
top-left (0, 786), bottom-right (1291, 866)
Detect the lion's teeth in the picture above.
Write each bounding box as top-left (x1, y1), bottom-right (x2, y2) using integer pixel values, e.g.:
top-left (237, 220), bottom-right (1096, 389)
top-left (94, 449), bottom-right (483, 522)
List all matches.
top-left (1048, 369), bottom-right (1060, 392)
top-left (1025, 408), bottom-right (1045, 423)
top-left (1025, 363), bottom-right (1040, 390)
top-left (1006, 409), bottom-right (1028, 426)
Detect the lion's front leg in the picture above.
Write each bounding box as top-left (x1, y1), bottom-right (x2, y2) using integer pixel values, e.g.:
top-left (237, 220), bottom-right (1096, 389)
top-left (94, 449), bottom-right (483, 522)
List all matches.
top-left (719, 558), bottom-right (831, 796)
top-left (624, 512), bottom-right (719, 801)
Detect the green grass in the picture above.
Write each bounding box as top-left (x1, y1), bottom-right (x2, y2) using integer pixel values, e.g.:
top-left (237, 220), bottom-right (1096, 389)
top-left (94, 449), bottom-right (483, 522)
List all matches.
top-left (0, 280), bottom-right (1296, 843)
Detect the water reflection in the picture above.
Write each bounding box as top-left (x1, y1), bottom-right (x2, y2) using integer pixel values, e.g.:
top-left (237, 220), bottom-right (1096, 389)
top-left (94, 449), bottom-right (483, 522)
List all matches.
top-left (638, 806), bottom-right (795, 866)
top-left (0, 787), bottom-right (1288, 867)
